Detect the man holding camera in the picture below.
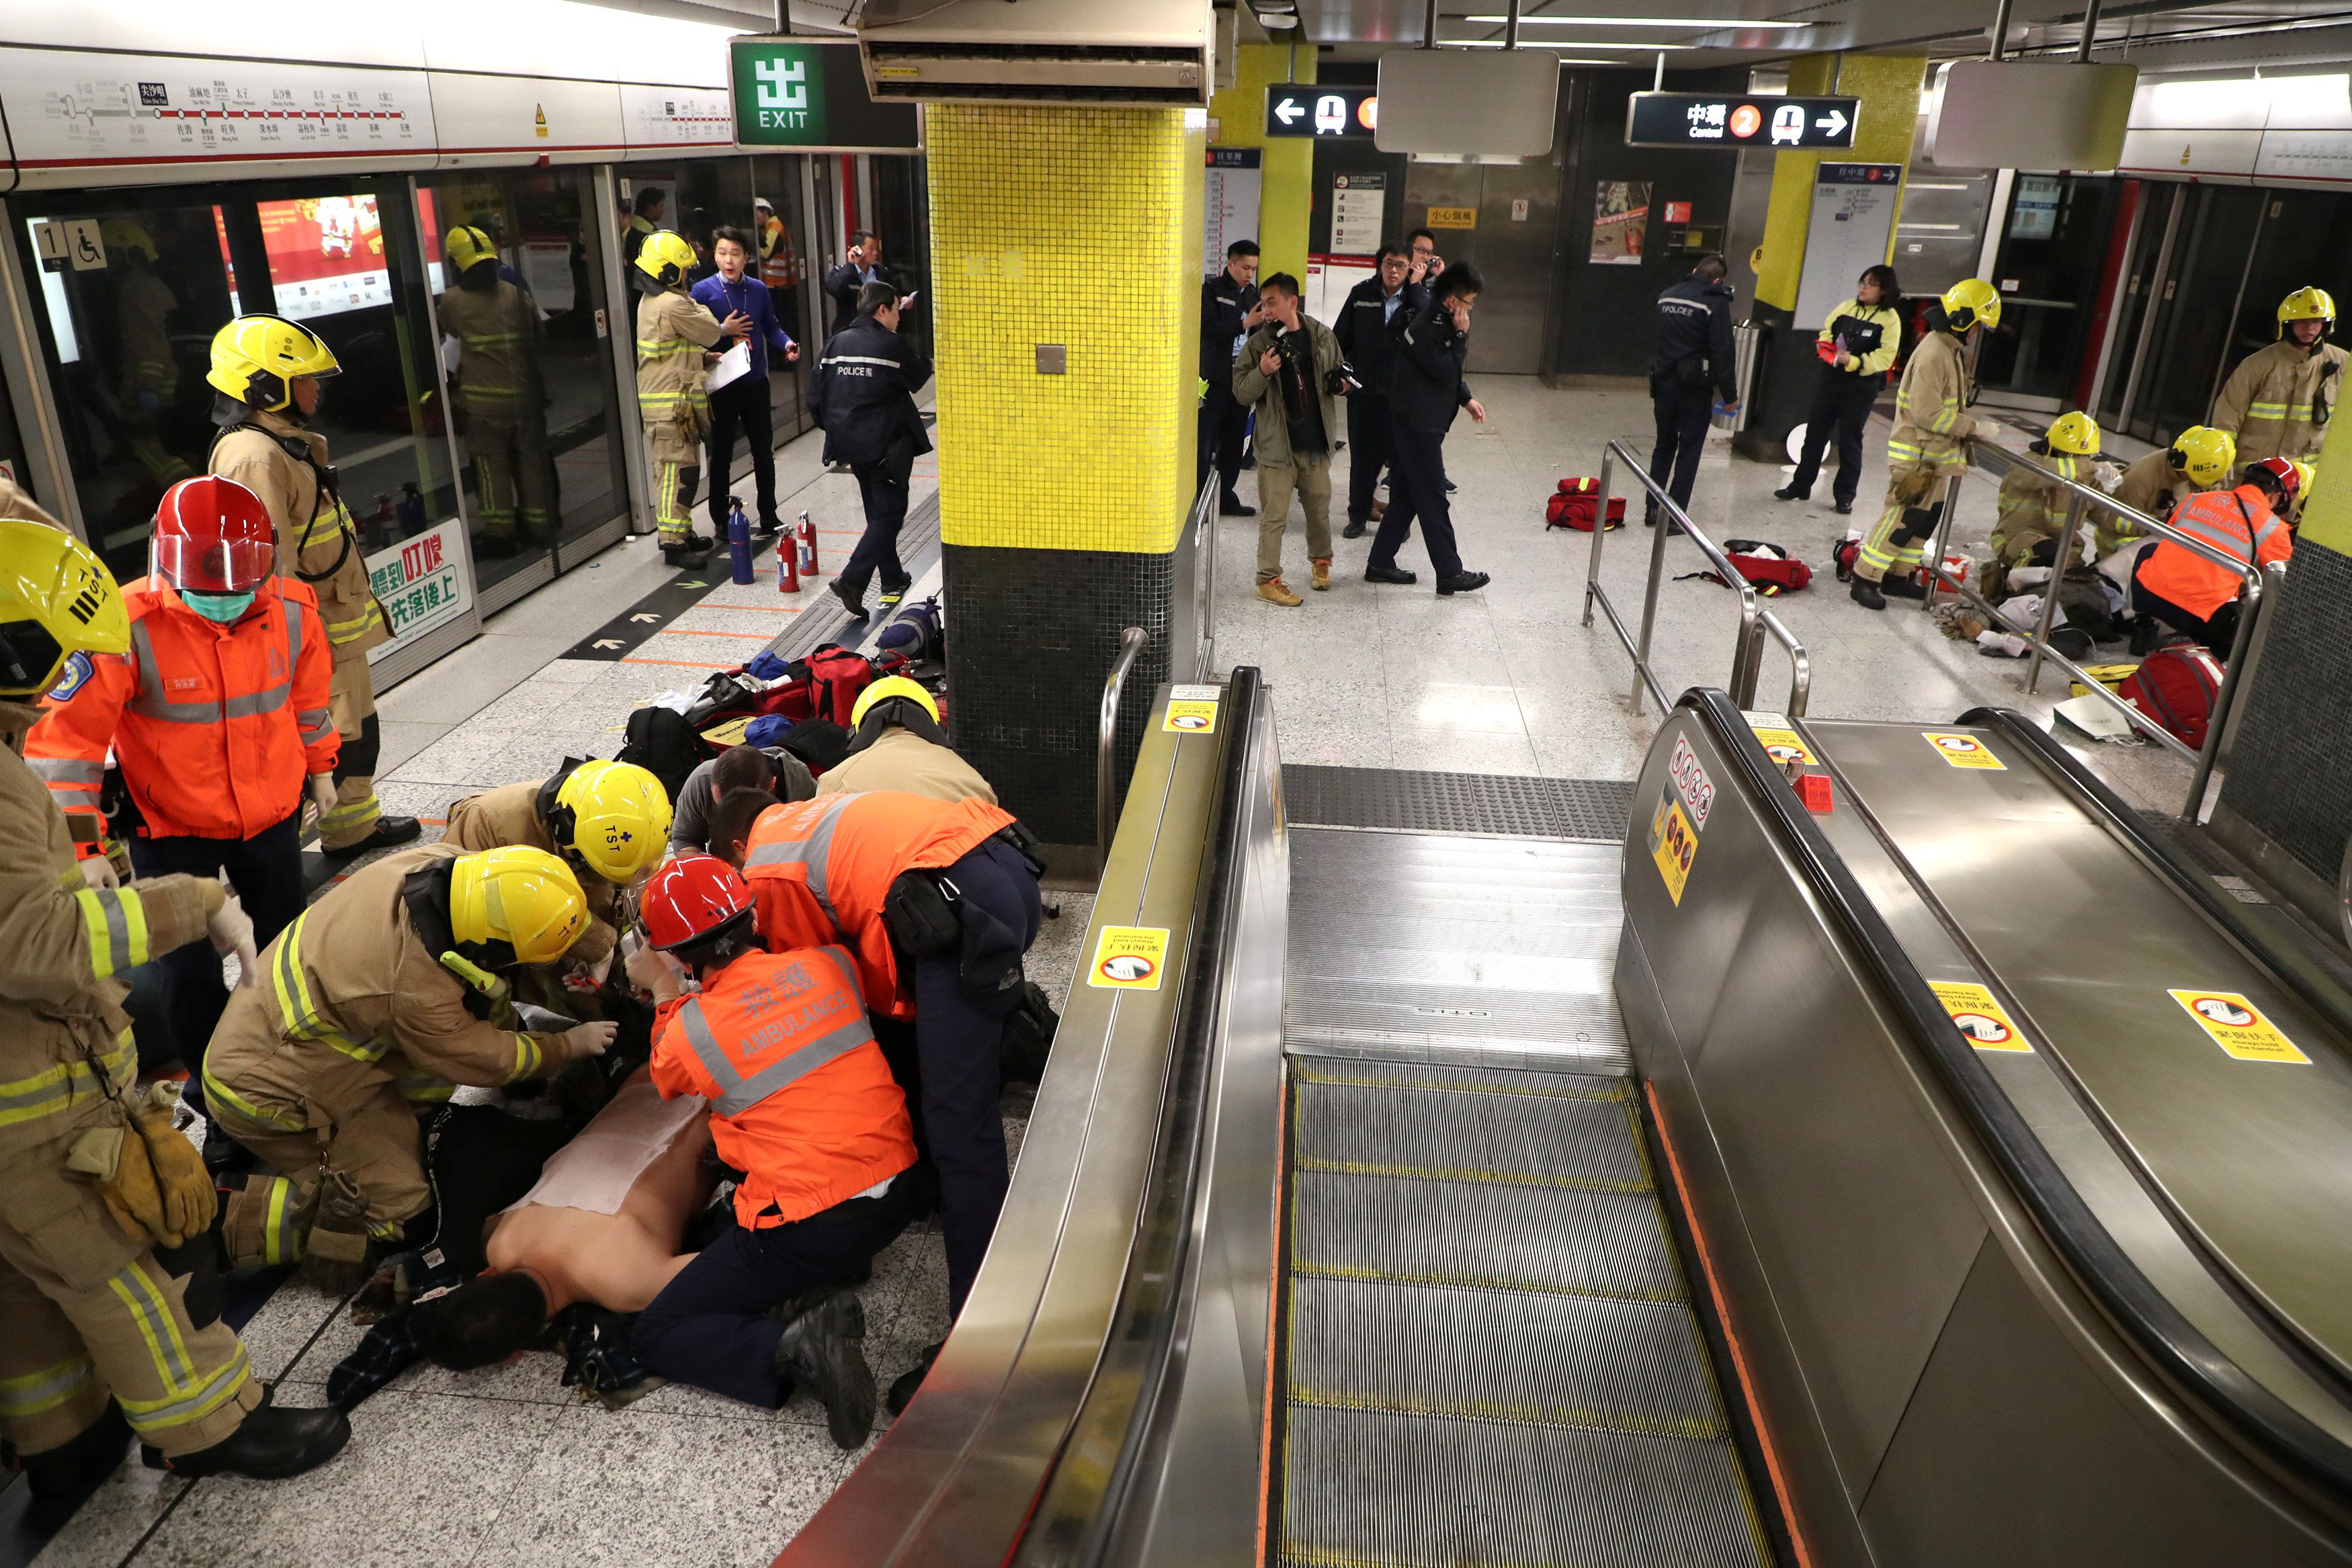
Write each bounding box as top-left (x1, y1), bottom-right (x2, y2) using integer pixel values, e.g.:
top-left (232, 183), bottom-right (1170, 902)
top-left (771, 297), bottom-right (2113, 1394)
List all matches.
top-left (1233, 272), bottom-right (1345, 604)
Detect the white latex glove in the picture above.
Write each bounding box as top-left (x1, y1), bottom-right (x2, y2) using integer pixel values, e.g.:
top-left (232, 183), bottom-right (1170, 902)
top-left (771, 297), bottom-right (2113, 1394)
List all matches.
top-left (624, 943), bottom-right (683, 1003)
top-left (208, 894), bottom-right (255, 959)
top-left (79, 856), bottom-right (119, 890)
top-left (563, 1020), bottom-right (618, 1059)
top-left (1972, 417), bottom-right (2005, 443)
top-left (304, 773), bottom-right (337, 832)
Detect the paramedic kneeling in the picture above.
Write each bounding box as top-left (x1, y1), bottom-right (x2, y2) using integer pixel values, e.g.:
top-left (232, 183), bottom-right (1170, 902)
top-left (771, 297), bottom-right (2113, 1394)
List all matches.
top-left (2130, 456), bottom-right (2298, 660)
top-left (627, 854), bottom-right (919, 1448)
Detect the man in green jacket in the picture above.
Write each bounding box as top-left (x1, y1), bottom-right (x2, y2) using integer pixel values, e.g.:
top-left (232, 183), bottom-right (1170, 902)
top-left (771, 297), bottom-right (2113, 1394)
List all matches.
top-left (1234, 272), bottom-right (1345, 605)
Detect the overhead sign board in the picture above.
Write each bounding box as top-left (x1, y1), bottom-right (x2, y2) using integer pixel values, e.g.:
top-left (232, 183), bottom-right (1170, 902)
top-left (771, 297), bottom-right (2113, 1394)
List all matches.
top-left (1626, 92), bottom-right (1859, 150)
top-left (728, 38), bottom-right (921, 153)
top-left (1266, 85), bottom-right (1377, 139)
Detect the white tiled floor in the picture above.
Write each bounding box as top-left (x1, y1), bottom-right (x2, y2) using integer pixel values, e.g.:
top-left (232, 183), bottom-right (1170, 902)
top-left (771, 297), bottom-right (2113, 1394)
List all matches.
top-left (1219, 374), bottom-right (2199, 814)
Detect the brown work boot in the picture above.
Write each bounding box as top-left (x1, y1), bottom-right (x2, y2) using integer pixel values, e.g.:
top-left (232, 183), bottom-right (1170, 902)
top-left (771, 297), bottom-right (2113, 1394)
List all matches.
top-left (1310, 558), bottom-right (1331, 592)
top-left (1257, 577), bottom-right (1304, 607)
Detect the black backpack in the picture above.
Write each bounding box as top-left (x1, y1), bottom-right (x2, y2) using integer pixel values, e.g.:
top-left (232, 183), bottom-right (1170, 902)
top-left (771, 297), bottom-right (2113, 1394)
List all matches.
top-left (617, 706), bottom-right (710, 808)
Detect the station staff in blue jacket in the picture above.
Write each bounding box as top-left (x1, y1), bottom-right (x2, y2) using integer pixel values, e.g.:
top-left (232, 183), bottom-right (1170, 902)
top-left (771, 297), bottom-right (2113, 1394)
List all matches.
top-left (693, 225), bottom-right (800, 537)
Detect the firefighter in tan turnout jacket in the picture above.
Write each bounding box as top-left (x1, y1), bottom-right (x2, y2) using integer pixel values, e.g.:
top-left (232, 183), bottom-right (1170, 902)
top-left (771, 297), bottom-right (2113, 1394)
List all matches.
top-left (1850, 279), bottom-right (2003, 611)
top-left (204, 842), bottom-right (616, 1286)
top-left (634, 230), bottom-right (742, 569)
top-left (204, 314), bottom-right (421, 859)
top-left (0, 513), bottom-right (349, 1489)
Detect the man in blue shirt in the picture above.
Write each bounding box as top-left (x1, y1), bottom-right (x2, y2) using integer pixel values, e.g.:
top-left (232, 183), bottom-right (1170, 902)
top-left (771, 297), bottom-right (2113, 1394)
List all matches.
top-left (693, 225), bottom-right (800, 537)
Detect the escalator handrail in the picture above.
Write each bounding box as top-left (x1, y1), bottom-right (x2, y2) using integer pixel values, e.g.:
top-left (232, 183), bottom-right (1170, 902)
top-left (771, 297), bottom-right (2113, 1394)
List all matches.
top-left (1013, 667), bottom-right (1264, 1568)
top-left (1681, 688), bottom-right (2352, 1506)
top-left (1961, 706), bottom-right (2352, 1049)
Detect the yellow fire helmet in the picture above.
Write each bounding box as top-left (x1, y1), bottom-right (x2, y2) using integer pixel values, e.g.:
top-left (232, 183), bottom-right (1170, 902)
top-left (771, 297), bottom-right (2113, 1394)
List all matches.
top-left (849, 674), bottom-right (941, 731)
top-left (0, 518), bottom-right (129, 699)
top-left (449, 845), bottom-right (588, 966)
top-left (100, 218), bottom-right (158, 263)
top-left (2279, 286), bottom-right (2336, 338)
top-left (550, 759), bottom-right (675, 886)
top-left (2291, 459), bottom-right (2318, 500)
top-left (445, 224), bottom-right (499, 277)
top-left (1940, 277), bottom-right (2003, 335)
top-left (633, 230), bottom-right (700, 290)
top-left (206, 314), bottom-right (340, 414)
top-left (2046, 410), bottom-right (2101, 457)
top-left (2168, 426), bottom-right (2237, 488)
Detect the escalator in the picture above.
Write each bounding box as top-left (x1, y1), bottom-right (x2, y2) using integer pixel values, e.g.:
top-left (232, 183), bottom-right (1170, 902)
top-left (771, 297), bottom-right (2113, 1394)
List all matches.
top-left (786, 673), bottom-right (2352, 1568)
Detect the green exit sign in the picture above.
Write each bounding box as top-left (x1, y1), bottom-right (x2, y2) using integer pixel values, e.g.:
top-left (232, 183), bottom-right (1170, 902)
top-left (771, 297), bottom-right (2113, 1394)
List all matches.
top-left (728, 38), bottom-right (922, 153)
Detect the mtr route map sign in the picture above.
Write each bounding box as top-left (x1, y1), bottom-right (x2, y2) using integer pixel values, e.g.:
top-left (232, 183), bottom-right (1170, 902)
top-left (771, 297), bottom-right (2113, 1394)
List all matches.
top-left (1626, 92), bottom-right (1857, 150)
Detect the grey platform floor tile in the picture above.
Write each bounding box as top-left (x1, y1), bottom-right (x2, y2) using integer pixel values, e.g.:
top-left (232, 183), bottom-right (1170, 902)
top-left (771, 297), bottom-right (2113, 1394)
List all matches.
top-left (24, 1463), bottom-right (188, 1568)
top-left (370, 720), bottom-right (450, 780)
top-left (127, 1390), bottom-right (561, 1568)
top-left (468, 1405), bottom-right (849, 1568)
top-left (228, 1277), bottom-right (348, 1382)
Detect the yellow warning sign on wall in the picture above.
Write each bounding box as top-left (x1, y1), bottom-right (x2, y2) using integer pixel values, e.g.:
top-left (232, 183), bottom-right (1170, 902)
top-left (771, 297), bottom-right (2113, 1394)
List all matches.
top-left (1929, 982), bottom-right (2033, 1053)
top-left (1425, 206), bottom-right (1478, 229)
top-left (1162, 683), bottom-right (1220, 734)
top-left (1089, 926), bottom-right (1171, 990)
top-left (2167, 989), bottom-right (2312, 1063)
top-left (1921, 731), bottom-right (2005, 770)
top-left (1648, 791), bottom-right (1698, 906)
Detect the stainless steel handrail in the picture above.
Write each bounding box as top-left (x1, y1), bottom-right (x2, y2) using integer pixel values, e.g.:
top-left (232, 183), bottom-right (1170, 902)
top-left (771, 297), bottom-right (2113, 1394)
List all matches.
top-left (1923, 442), bottom-right (2276, 819)
top-left (1581, 437), bottom-right (1810, 717)
top-left (1190, 473), bottom-right (1218, 681)
top-left (1099, 626), bottom-right (1150, 867)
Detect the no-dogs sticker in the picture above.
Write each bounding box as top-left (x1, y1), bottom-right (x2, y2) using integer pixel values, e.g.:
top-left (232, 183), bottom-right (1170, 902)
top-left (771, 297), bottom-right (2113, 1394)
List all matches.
top-left (1089, 926), bottom-right (1171, 990)
top-left (1921, 731), bottom-right (2005, 770)
top-left (2168, 989), bottom-right (2311, 1064)
top-left (1929, 982), bottom-right (2033, 1053)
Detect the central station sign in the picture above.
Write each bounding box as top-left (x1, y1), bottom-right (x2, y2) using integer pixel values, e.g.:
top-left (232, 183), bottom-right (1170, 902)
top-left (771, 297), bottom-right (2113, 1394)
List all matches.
top-left (1625, 91), bottom-right (1859, 150)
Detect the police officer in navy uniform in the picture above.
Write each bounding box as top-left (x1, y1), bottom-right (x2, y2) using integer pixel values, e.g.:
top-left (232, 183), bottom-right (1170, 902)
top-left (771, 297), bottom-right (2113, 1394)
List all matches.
top-left (1646, 254), bottom-right (1739, 524)
top-left (1334, 241), bottom-right (1415, 539)
top-left (812, 281), bottom-right (933, 621)
top-left (1200, 240), bottom-right (1265, 517)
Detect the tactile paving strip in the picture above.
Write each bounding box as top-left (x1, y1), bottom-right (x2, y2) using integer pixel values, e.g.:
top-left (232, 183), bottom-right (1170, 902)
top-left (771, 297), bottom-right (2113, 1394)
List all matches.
top-left (1282, 765), bottom-right (1634, 842)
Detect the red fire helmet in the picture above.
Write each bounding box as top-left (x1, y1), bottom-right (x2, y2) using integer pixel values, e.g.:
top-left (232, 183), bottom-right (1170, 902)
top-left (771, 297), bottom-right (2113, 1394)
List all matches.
top-left (640, 852), bottom-right (755, 952)
top-left (153, 475), bottom-right (276, 593)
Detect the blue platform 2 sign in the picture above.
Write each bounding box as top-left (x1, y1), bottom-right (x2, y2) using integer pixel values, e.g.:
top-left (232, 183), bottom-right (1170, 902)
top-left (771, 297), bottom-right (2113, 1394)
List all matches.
top-left (1266, 86), bottom-right (1378, 139)
top-left (1626, 93), bottom-right (1857, 150)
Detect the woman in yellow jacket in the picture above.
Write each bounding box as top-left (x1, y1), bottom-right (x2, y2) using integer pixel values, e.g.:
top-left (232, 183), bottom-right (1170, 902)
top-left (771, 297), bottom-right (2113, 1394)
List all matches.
top-left (1776, 265), bottom-right (1902, 515)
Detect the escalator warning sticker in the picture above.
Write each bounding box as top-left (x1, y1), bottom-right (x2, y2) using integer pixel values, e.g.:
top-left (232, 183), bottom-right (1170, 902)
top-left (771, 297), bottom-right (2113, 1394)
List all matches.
top-left (1163, 685), bottom-right (1221, 734)
top-left (2168, 990), bottom-right (2312, 1064)
top-left (1648, 789), bottom-right (1698, 906)
top-left (1929, 982), bottom-right (2033, 1053)
top-left (1089, 926), bottom-right (1171, 990)
top-left (1922, 732), bottom-right (2006, 770)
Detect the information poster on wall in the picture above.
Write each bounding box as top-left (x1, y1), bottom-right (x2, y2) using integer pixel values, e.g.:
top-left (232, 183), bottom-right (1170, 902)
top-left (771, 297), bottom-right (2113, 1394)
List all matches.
top-left (365, 519), bottom-right (473, 660)
top-left (1330, 171), bottom-right (1386, 256)
top-left (1205, 147), bottom-right (1262, 276)
top-left (1792, 164), bottom-right (1903, 340)
top-left (259, 194), bottom-right (391, 321)
top-left (1590, 180), bottom-right (1651, 265)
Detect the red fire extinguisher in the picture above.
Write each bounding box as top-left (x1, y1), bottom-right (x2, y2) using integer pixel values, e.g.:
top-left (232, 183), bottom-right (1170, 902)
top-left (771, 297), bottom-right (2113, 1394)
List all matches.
top-left (796, 510), bottom-right (819, 578)
top-left (778, 517), bottom-right (800, 594)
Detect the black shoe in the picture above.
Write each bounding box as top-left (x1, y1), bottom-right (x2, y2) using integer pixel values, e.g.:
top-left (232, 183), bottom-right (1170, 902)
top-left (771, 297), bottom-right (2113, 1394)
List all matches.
top-left (1773, 485), bottom-right (1806, 503)
top-left (1219, 498), bottom-right (1257, 517)
top-left (1642, 507), bottom-right (1659, 529)
top-left (660, 535), bottom-right (711, 568)
top-left (1436, 571), bottom-right (1490, 597)
top-left (829, 579), bottom-right (868, 620)
top-left (1363, 564), bottom-right (1417, 586)
top-left (321, 815), bottom-right (421, 860)
top-left (2128, 619), bottom-right (2158, 656)
top-left (1443, 479), bottom-right (1458, 494)
top-left (878, 578), bottom-right (913, 609)
top-left (472, 533), bottom-right (523, 558)
top-left (775, 1293), bottom-right (875, 1450)
top-left (1341, 521), bottom-right (1368, 539)
top-left (887, 1342), bottom-right (942, 1417)
top-left (1834, 499), bottom-right (1854, 515)
top-left (755, 516), bottom-right (783, 537)
top-left (1882, 574), bottom-right (1927, 601)
top-left (149, 1401), bottom-right (350, 1479)
top-left (1850, 578), bottom-right (1887, 611)
top-left (15, 1402), bottom-right (131, 1499)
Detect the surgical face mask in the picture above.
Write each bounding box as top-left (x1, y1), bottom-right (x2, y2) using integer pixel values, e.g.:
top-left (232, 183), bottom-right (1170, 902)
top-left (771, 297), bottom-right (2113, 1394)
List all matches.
top-left (181, 589), bottom-right (255, 624)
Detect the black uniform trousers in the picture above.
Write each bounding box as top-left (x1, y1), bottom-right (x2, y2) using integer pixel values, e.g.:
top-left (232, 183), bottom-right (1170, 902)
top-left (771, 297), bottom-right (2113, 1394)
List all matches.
top-left (2130, 553), bottom-right (2242, 662)
top-left (127, 809), bottom-right (306, 1104)
top-left (1198, 384), bottom-right (1250, 505)
top-left (1786, 374), bottom-right (1879, 507)
top-left (841, 431), bottom-right (919, 597)
top-left (1346, 392), bottom-right (1392, 526)
top-left (1368, 421), bottom-right (1464, 581)
top-left (704, 379), bottom-right (780, 532)
top-left (1648, 375), bottom-right (1714, 515)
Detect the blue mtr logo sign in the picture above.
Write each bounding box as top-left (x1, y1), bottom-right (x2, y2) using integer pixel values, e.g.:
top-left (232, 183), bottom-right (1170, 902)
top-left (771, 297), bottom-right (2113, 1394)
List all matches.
top-left (732, 42), bottom-right (829, 146)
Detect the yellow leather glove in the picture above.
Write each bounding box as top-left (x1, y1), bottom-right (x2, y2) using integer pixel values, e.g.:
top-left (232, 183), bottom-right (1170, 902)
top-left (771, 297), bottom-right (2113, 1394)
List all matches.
top-left (128, 1084), bottom-right (215, 1245)
top-left (93, 1125), bottom-right (171, 1246)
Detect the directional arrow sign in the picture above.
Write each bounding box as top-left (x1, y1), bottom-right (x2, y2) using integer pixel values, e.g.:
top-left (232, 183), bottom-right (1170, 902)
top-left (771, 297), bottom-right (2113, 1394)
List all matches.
top-left (1265, 85), bottom-right (1376, 139)
top-left (1274, 95), bottom-right (1304, 127)
top-left (675, 580), bottom-right (708, 589)
top-left (1625, 92), bottom-right (1858, 150)
top-left (630, 613), bottom-right (662, 623)
top-left (593, 638), bottom-right (625, 649)
top-left (1816, 108), bottom-right (1849, 137)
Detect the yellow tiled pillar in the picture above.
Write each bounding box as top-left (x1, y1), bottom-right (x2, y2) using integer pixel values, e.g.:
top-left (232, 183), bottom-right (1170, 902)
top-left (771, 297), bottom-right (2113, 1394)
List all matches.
top-left (927, 103), bottom-right (1205, 846)
top-left (1207, 43), bottom-right (1318, 280)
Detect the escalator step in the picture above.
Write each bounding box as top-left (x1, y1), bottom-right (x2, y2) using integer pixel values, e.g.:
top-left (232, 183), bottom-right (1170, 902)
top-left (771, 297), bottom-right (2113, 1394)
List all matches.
top-left (1281, 1403), bottom-right (1769, 1568)
top-left (1288, 1274), bottom-right (1724, 1439)
top-left (1283, 974), bottom-right (1628, 1070)
top-left (1294, 1068), bottom-right (1646, 1192)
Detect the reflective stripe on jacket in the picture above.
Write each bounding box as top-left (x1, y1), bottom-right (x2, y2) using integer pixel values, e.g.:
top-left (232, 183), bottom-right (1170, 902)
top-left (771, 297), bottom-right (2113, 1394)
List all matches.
top-left (635, 288), bottom-right (724, 443)
top-left (1990, 453), bottom-right (2079, 549)
top-left (2210, 339), bottom-right (2347, 466)
top-left (741, 791), bottom-right (1015, 1018)
top-left (437, 281), bottom-right (541, 414)
top-left (2134, 483), bottom-right (2294, 622)
top-left (648, 945), bottom-right (915, 1227)
top-left (209, 412), bottom-right (390, 659)
top-left (1885, 329), bottom-right (1976, 474)
top-left (26, 578), bottom-right (337, 841)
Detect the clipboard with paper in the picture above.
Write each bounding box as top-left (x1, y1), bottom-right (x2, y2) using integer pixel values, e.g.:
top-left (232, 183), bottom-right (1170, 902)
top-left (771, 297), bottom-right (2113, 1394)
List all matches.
top-left (705, 341), bottom-right (753, 392)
